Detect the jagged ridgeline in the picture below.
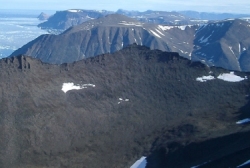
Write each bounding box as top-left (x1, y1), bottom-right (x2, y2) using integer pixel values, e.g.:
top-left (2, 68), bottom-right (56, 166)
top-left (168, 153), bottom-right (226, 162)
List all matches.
top-left (1, 45), bottom-right (250, 167)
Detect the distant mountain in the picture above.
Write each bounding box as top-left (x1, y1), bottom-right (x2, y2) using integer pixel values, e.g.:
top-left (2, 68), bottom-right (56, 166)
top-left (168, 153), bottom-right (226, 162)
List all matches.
top-left (37, 12), bottom-right (50, 21)
top-left (192, 19), bottom-right (250, 71)
top-left (38, 9), bottom-right (201, 34)
top-left (1, 44), bottom-right (250, 167)
top-left (117, 9), bottom-right (193, 25)
top-left (11, 14), bottom-right (250, 71)
top-left (37, 9), bottom-right (113, 34)
top-left (179, 10), bottom-right (250, 20)
top-left (11, 14), bottom-right (197, 64)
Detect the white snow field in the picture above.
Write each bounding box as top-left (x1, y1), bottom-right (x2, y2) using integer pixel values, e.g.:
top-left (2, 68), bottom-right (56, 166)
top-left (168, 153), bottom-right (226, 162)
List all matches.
top-left (130, 156), bottom-right (147, 168)
top-left (61, 83), bottom-right (95, 93)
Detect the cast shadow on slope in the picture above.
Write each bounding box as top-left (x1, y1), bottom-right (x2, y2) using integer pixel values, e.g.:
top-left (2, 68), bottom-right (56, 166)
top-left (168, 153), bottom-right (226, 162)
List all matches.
top-left (234, 94), bottom-right (250, 120)
top-left (145, 94), bottom-right (250, 168)
top-left (146, 130), bottom-right (250, 168)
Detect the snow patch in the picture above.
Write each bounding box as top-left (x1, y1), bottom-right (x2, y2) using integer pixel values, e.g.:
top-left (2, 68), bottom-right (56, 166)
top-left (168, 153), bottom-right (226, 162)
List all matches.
top-left (236, 118), bottom-right (250, 124)
top-left (196, 72), bottom-right (247, 83)
top-left (155, 29), bottom-right (165, 36)
top-left (62, 83), bottom-right (95, 93)
top-left (225, 18), bottom-right (235, 21)
top-left (118, 98), bottom-right (130, 104)
top-left (158, 25), bottom-right (173, 31)
top-left (217, 72), bottom-right (247, 82)
top-left (198, 34), bottom-right (212, 44)
top-left (229, 46), bottom-right (235, 55)
top-left (237, 159), bottom-right (250, 167)
top-left (119, 21), bottom-right (143, 26)
top-left (149, 30), bottom-right (161, 38)
top-left (196, 75), bottom-right (215, 82)
top-left (177, 25), bottom-right (192, 30)
top-left (190, 161), bottom-right (210, 168)
top-left (130, 156), bottom-right (147, 168)
top-left (158, 25), bottom-right (191, 31)
top-left (86, 15), bottom-right (95, 20)
top-left (67, 9), bottom-right (81, 13)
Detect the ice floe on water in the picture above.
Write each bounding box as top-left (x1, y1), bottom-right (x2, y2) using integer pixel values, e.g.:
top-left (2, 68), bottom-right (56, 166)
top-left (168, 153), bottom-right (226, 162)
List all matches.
top-left (0, 17), bottom-right (48, 57)
top-left (236, 118), bottom-right (250, 124)
top-left (130, 156), bottom-right (147, 168)
top-left (196, 75), bottom-right (215, 82)
top-left (217, 72), bottom-right (247, 82)
top-left (196, 72), bottom-right (247, 83)
top-left (62, 83), bottom-right (95, 93)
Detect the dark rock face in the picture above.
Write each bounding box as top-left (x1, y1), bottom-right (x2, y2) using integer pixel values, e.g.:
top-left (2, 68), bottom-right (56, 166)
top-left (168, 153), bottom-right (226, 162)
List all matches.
top-left (147, 130), bottom-right (250, 167)
top-left (1, 45), bottom-right (250, 167)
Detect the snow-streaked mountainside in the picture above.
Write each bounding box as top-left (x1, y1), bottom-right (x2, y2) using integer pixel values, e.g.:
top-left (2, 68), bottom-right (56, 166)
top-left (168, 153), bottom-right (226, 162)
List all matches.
top-left (37, 9), bottom-right (250, 35)
top-left (11, 14), bottom-right (250, 71)
top-left (11, 14), bottom-right (197, 64)
top-left (192, 19), bottom-right (250, 71)
top-left (38, 9), bottom-right (202, 34)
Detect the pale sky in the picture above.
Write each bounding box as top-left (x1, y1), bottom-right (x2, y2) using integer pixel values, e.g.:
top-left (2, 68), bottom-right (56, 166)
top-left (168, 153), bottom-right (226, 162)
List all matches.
top-left (1, 0), bottom-right (250, 14)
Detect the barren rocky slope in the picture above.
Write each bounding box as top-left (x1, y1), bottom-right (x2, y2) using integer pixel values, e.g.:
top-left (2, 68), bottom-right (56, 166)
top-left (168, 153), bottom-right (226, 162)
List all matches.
top-left (1, 44), bottom-right (250, 167)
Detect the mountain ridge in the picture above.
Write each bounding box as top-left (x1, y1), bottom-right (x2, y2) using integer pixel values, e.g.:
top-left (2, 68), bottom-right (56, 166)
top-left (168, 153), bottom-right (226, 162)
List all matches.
top-left (11, 15), bottom-right (250, 71)
top-left (10, 14), bottom-right (196, 64)
top-left (1, 44), bottom-right (250, 167)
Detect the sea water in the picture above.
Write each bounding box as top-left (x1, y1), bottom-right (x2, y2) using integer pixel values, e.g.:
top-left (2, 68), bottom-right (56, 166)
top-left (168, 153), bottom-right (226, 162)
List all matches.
top-left (0, 10), bottom-right (49, 58)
